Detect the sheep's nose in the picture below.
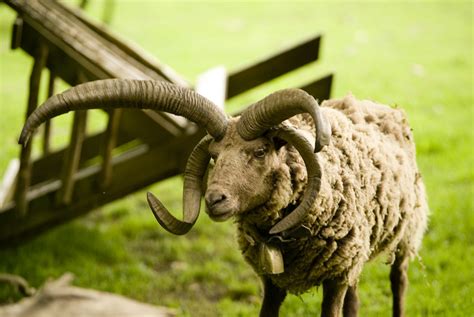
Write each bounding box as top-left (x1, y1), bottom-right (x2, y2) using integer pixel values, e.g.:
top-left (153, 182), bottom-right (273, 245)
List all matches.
top-left (205, 190), bottom-right (227, 207)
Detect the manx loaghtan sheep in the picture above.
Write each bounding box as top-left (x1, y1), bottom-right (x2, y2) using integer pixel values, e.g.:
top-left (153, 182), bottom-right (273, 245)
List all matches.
top-left (19, 79), bottom-right (428, 317)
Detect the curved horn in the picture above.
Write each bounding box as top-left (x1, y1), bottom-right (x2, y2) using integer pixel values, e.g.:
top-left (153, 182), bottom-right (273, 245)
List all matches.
top-left (268, 126), bottom-right (322, 235)
top-left (19, 79), bottom-right (228, 145)
top-left (147, 135), bottom-right (212, 235)
top-left (237, 89), bottom-right (330, 152)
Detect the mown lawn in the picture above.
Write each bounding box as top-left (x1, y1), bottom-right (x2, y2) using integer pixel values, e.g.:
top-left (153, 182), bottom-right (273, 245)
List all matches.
top-left (0, 1), bottom-right (472, 316)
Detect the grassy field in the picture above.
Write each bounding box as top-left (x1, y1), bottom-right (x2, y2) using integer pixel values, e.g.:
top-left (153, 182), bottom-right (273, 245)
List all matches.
top-left (0, 1), bottom-right (472, 316)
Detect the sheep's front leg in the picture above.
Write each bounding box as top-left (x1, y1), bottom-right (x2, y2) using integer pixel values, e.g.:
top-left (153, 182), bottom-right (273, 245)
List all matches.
top-left (390, 255), bottom-right (409, 317)
top-left (322, 278), bottom-right (348, 317)
top-left (343, 283), bottom-right (359, 317)
top-left (259, 276), bottom-right (287, 317)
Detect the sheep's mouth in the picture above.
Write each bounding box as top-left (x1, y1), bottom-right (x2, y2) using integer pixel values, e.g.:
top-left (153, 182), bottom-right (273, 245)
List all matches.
top-left (206, 204), bottom-right (235, 222)
top-left (208, 211), bottom-right (233, 222)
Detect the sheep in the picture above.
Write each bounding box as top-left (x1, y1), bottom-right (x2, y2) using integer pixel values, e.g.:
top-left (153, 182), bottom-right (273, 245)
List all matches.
top-left (19, 79), bottom-right (428, 317)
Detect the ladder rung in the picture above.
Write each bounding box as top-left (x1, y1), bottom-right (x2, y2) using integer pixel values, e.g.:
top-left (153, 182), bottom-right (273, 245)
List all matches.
top-left (99, 109), bottom-right (122, 189)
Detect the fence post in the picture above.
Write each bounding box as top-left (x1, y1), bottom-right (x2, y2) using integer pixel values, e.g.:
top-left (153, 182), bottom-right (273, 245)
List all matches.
top-left (15, 43), bottom-right (48, 216)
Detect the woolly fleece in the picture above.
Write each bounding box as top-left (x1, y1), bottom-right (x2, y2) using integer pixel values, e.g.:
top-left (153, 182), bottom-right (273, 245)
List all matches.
top-left (235, 94), bottom-right (428, 294)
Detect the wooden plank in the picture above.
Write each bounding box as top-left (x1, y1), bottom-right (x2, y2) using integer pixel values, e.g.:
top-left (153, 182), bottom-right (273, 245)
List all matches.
top-left (99, 109), bottom-right (122, 189)
top-left (6, 0), bottom-right (188, 133)
top-left (195, 66), bottom-right (227, 110)
top-left (31, 130), bottom-right (133, 186)
top-left (56, 110), bottom-right (88, 206)
top-left (0, 159), bottom-right (20, 210)
top-left (227, 35), bottom-right (321, 98)
top-left (60, 0), bottom-right (190, 88)
top-left (0, 131), bottom-right (205, 246)
top-left (42, 70), bottom-right (55, 155)
top-left (29, 106), bottom-right (183, 186)
top-left (14, 0), bottom-right (152, 80)
top-left (15, 43), bottom-right (48, 216)
top-left (16, 22), bottom-right (183, 137)
top-left (11, 15), bottom-right (23, 50)
top-left (299, 74), bottom-right (333, 102)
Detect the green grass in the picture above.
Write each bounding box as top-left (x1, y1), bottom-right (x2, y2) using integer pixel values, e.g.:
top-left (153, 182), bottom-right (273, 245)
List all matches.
top-left (0, 1), bottom-right (472, 316)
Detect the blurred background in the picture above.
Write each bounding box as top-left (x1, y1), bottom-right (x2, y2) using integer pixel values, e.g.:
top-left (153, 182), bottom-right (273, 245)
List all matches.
top-left (0, 1), bottom-right (472, 316)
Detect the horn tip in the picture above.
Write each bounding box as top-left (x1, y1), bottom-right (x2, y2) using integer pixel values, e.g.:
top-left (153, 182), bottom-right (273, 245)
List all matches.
top-left (18, 131), bottom-right (31, 147)
top-left (146, 191), bottom-right (191, 236)
top-left (269, 226), bottom-right (283, 235)
top-left (146, 191), bottom-right (153, 200)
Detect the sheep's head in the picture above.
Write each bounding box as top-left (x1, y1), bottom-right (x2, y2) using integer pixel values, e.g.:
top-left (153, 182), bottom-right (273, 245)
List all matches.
top-left (19, 79), bottom-right (330, 236)
top-left (205, 119), bottom-right (281, 222)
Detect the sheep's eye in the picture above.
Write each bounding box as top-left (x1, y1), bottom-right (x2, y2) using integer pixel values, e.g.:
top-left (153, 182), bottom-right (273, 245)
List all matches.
top-left (210, 153), bottom-right (218, 163)
top-left (253, 148), bottom-right (266, 158)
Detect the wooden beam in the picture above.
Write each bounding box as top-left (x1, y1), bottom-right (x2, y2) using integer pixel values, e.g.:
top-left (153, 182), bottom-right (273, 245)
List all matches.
top-left (15, 43), bottom-right (48, 216)
top-left (59, 0), bottom-right (190, 88)
top-left (6, 0), bottom-right (188, 136)
top-left (0, 159), bottom-right (20, 209)
top-left (299, 74), bottom-right (334, 102)
top-left (30, 131), bottom-right (133, 186)
top-left (29, 104), bottom-right (184, 187)
top-left (42, 70), bottom-right (55, 155)
top-left (37, 22), bottom-right (185, 132)
top-left (56, 110), bottom-right (88, 206)
top-left (227, 35), bottom-right (321, 98)
top-left (11, 15), bottom-right (23, 50)
top-left (0, 131), bottom-right (205, 246)
top-left (99, 109), bottom-right (122, 189)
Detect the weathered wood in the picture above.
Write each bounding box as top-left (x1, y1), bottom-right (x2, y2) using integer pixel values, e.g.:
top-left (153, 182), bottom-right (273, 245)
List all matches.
top-left (0, 159), bottom-right (20, 209)
top-left (99, 109), bottom-right (122, 189)
top-left (31, 131), bottom-right (133, 187)
top-left (56, 109), bottom-right (88, 206)
top-left (61, 0), bottom-right (189, 88)
top-left (0, 131), bottom-right (205, 245)
top-left (227, 35), bottom-right (321, 98)
top-left (6, 0), bottom-right (188, 133)
top-left (11, 15), bottom-right (23, 50)
top-left (300, 74), bottom-right (333, 101)
top-left (15, 43), bottom-right (48, 216)
top-left (42, 70), bottom-right (55, 155)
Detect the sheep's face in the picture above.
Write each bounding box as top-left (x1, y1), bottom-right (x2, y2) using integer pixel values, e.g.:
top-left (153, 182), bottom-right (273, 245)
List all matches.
top-left (205, 120), bottom-right (281, 222)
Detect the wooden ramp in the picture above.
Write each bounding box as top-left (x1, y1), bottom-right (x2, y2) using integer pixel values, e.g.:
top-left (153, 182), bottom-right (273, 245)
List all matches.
top-left (0, 0), bottom-right (333, 246)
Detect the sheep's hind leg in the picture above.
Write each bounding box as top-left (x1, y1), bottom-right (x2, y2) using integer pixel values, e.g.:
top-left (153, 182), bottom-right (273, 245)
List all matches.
top-left (322, 278), bottom-right (348, 317)
top-left (342, 283), bottom-right (359, 317)
top-left (259, 277), bottom-right (287, 317)
top-left (390, 254), bottom-right (409, 317)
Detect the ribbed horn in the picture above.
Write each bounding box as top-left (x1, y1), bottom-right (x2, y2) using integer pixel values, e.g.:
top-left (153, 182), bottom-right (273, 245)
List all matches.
top-left (237, 89), bottom-right (330, 152)
top-left (147, 135), bottom-right (212, 235)
top-left (268, 125), bottom-right (322, 235)
top-left (19, 79), bottom-right (228, 145)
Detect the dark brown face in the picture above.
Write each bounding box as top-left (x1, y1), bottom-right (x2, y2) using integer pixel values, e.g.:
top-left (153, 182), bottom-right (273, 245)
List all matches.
top-left (205, 121), bottom-right (281, 222)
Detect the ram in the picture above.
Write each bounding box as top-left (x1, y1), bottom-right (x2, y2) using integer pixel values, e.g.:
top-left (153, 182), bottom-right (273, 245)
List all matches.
top-left (19, 79), bottom-right (428, 317)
